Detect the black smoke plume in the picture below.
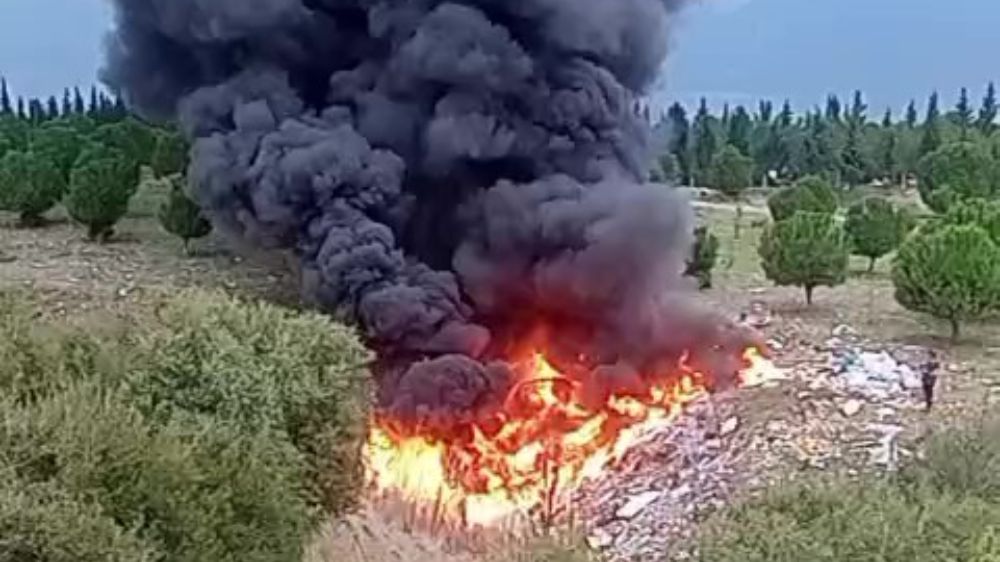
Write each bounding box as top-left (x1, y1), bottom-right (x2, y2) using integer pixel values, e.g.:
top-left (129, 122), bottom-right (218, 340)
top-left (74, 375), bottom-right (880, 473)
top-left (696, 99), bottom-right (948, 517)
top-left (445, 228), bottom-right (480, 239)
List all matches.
top-left (103, 0), bottom-right (757, 433)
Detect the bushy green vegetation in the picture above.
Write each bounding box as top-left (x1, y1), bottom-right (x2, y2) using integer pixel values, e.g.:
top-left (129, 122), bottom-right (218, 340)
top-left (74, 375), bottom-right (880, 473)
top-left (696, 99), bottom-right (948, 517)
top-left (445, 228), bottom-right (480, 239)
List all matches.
top-left (892, 224), bottom-right (1000, 341)
top-left (66, 148), bottom-right (140, 241)
top-left (697, 418), bottom-right (1000, 562)
top-left (844, 196), bottom-right (913, 271)
top-left (685, 226), bottom-right (720, 289)
top-left (0, 149), bottom-right (65, 225)
top-left (767, 175), bottom-right (839, 222)
top-left (159, 177), bottom-right (212, 254)
top-left (0, 289), bottom-right (372, 561)
top-left (918, 141), bottom-right (999, 212)
top-left (759, 212), bottom-right (848, 305)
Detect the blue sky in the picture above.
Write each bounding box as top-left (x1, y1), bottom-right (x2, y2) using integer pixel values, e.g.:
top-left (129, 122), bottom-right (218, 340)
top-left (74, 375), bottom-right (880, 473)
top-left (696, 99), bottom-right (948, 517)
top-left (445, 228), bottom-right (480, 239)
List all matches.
top-left (1, 0), bottom-right (997, 115)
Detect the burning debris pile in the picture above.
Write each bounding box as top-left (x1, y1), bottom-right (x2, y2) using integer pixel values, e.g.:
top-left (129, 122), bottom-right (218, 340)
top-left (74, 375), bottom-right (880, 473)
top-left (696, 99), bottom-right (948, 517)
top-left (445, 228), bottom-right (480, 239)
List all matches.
top-left (103, 0), bottom-right (770, 528)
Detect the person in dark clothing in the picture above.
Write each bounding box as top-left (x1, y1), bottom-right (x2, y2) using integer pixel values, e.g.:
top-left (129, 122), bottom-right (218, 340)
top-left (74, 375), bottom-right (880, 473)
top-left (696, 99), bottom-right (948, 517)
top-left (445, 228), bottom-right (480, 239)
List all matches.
top-left (921, 351), bottom-right (940, 411)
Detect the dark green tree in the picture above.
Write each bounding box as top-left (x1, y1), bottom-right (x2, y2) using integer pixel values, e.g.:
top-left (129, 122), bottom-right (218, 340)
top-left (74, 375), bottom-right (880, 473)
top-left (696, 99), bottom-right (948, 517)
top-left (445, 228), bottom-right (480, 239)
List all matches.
top-left (0, 150), bottom-right (66, 226)
top-left (757, 100), bottom-right (774, 124)
top-left (159, 177), bottom-right (212, 254)
top-left (768, 175), bottom-right (839, 222)
top-left (979, 82), bottom-right (998, 134)
top-left (892, 224), bottom-right (1000, 341)
top-left (666, 102), bottom-right (692, 184)
top-left (73, 87), bottom-right (86, 115)
top-left (879, 126), bottom-right (899, 182)
top-left (845, 197), bottom-right (912, 272)
top-left (45, 96), bottom-right (59, 120)
top-left (684, 226), bottom-right (720, 290)
top-left (825, 94), bottom-right (843, 122)
top-left (881, 108), bottom-right (893, 128)
top-left (16, 97), bottom-right (25, 119)
top-left (905, 99), bottom-right (919, 128)
top-left (709, 144), bottom-right (753, 197)
top-left (953, 87), bottom-right (974, 140)
top-left (841, 92), bottom-right (871, 186)
top-left (61, 88), bottom-right (73, 117)
top-left (943, 198), bottom-right (1000, 245)
top-left (918, 141), bottom-right (998, 213)
top-left (920, 92), bottom-right (942, 156)
top-left (88, 86), bottom-right (99, 116)
top-left (727, 106), bottom-right (753, 155)
top-left (759, 212), bottom-right (849, 305)
top-left (65, 148), bottom-right (138, 241)
top-left (691, 97), bottom-right (717, 186)
top-left (777, 100), bottom-right (794, 128)
top-left (0, 78), bottom-right (10, 114)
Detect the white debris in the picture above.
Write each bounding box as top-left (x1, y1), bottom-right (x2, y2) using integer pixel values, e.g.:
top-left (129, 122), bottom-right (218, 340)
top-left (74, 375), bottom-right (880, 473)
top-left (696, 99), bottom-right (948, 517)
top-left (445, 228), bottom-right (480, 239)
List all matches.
top-left (840, 399), bottom-right (863, 417)
top-left (720, 416), bottom-right (740, 436)
top-left (616, 491), bottom-right (661, 520)
top-left (867, 423), bottom-right (904, 470)
top-left (829, 348), bottom-right (922, 400)
top-left (587, 528), bottom-right (615, 550)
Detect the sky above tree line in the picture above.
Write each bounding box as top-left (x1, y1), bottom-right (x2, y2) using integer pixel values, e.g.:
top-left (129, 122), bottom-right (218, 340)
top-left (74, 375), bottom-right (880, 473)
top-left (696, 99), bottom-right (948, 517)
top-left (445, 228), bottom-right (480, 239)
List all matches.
top-left (1, 0), bottom-right (997, 116)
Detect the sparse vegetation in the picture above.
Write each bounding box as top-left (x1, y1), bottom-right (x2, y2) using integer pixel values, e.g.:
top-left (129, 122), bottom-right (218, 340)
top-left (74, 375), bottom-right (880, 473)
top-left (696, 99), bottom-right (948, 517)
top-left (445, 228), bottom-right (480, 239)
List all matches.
top-left (685, 226), bottom-right (720, 289)
top-left (158, 177), bottom-right (211, 254)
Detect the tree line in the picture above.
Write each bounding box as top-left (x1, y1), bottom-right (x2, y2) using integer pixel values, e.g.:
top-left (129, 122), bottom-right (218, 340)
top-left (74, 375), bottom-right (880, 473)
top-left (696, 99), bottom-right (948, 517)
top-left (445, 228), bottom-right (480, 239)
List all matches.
top-left (655, 84), bottom-right (1000, 189)
top-left (0, 77), bottom-right (128, 124)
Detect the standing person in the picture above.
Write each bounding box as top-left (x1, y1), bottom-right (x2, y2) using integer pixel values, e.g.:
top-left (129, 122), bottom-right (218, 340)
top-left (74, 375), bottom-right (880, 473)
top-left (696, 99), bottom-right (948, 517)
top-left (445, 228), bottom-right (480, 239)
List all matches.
top-left (921, 350), bottom-right (941, 411)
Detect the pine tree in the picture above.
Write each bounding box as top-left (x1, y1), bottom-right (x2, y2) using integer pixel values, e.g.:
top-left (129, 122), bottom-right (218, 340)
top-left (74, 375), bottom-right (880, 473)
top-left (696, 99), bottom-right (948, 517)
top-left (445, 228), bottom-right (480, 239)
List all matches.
top-left (849, 90), bottom-right (868, 124)
top-left (979, 82), bottom-right (998, 134)
top-left (89, 86), bottom-right (99, 115)
top-left (692, 98), bottom-right (717, 186)
top-left (954, 87), bottom-right (974, 140)
top-left (841, 91), bottom-right (870, 185)
top-left (777, 100), bottom-right (794, 128)
top-left (16, 97), bottom-right (25, 119)
top-left (920, 92), bottom-right (942, 157)
top-left (666, 102), bottom-right (691, 184)
top-left (905, 100), bottom-right (919, 128)
top-left (28, 99), bottom-right (43, 122)
top-left (757, 100), bottom-right (774, 124)
top-left (0, 78), bottom-right (11, 114)
top-left (73, 87), bottom-right (86, 115)
top-left (62, 88), bottom-right (73, 117)
top-left (880, 127), bottom-right (898, 182)
top-left (881, 108), bottom-right (893, 129)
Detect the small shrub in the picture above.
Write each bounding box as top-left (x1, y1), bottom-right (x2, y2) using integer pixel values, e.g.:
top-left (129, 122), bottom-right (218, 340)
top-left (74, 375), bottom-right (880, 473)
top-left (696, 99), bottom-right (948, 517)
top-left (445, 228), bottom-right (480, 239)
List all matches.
top-left (905, 416), bottom-right (1000, 501)
top-left (918, 141), bottom-right (999, 213)
top-left (844, 196), bottom-right (913, 271)
top-left (759, 212), bottom-right (848, 305)
top-left (697, 478), bottom-right (1000, 562)
top-left (0, 474), bottom-right (156, 561)
top-left (0, 150), bottom-right (66, 226)
top-left (767, 175), bottom-right (838, 222)
top-left (0, 384), bottom-right (313, 562)
top-left (151, 129), bottom-right (189, 178)
top-left (66, 148), bottom-right (138, 241)
top-left (31, 124), bottom-right (82, 180)
top-left (684, 226), bottom-right (720, 289)
top-left (159, 177), bottom-right (212, 254)
top-left (892, 224), bottom-right (1000, 341)
top-left (129, 290), bottom-right (372, 512)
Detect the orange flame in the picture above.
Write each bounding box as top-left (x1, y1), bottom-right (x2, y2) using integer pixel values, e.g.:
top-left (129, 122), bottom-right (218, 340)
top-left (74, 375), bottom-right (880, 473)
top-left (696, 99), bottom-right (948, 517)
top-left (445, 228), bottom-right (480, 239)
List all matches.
top-left (364, 347), bottom-right (779, 528)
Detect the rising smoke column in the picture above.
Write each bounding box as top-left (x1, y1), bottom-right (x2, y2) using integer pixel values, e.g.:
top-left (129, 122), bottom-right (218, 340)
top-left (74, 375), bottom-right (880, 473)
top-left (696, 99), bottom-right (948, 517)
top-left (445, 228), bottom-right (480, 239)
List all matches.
top-left (103, 0), bottom-right (719, 426)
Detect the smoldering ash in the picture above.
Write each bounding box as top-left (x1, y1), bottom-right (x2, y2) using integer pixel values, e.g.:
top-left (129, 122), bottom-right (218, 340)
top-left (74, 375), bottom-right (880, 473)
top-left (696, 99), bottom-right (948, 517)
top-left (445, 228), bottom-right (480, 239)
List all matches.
top-left (103, 0), bottom-right (735, 433)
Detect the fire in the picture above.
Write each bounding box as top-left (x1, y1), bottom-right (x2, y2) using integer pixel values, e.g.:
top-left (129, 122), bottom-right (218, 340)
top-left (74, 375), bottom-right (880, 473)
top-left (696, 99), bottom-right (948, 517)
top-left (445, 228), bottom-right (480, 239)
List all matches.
top-left (364, 347), bottom-right (780, 528)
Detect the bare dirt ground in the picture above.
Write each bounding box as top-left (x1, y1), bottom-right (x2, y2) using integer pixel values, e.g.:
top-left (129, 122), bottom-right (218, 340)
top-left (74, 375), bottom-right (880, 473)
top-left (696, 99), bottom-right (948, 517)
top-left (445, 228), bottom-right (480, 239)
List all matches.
top-left (2, 193), bottom-right (998, 561)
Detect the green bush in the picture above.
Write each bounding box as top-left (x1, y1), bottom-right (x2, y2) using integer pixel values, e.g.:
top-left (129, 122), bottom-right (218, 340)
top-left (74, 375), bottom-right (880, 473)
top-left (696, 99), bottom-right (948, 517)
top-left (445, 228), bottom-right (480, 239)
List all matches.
top-left (942, 198), bottom-right (1000, 245)
top-left (0, 384), bottom-right (313, 562)
top-left (159, 177), bottom-right (212, 254)
top-left (759, 212), bottom-right (848, 305)
top-left (767, 175), bottom-right (839, 222)
top-left (0, 150), bottom-right (66, 226)
top-left (0, 474), bottom-right (156, 561)
top-left (905, 416), bottom-right (1000, 502)
top-left (66, 148), bottom-right (138, 241)
top-left (918, 141), bottom-right (999, 213)
top-left (697, 479), bottom-right (1000, 562)
top-left (151, 129), bottom-right (190, 178)
top-left (129, 290), bottom-right (372, 512)
top-left (892, 224), bottom-right (1000, 341)
top-left (844, 196), bottom-right (913, 271)
top-left (31, 124), bottom-right (82, 180)
top-left (684, 226), bottom-right (720, 289)
top-left (89, 118), bottom-right (158, 170)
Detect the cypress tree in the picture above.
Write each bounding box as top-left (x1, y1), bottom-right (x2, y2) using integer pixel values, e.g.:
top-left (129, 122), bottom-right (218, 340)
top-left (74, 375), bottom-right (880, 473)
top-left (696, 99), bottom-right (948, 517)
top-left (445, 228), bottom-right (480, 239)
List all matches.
top-left (62, 88), bottom-right (73, 117)
top-left (666, 102), bottom-right (691, 185)
top-left (920, 92), bottom-right (942, 157)
top-left (825, 94), bottom-right (842, 122)
top-left (777, 100), bottom-right (794, 127)
top-left (73, 87), bottom-right (86, 115)
top-left (882, 108), bottom-right (893, 128)
top-left (727, 105), bottom-right (753, 155)
top-left (757, 100), bottom-right (774, 124)
top-left (905, 99), bottom-right (919, 128)
top-left (979, 82), bottom-right (998, 134)
top-left (692, 97), bottom-right (717, 186)
top-left (954, 87), bottom-right (974, 139)
top-left (0, 78), bottom-right (11, 114)
top-left (45, 96), bottom-right (60, 119)
top-left (848, 90), bottom-right (868, 124)
top-left (16, 97), bottom-right (26, 119)
top-left (89, 86), bottom-right (99, 115)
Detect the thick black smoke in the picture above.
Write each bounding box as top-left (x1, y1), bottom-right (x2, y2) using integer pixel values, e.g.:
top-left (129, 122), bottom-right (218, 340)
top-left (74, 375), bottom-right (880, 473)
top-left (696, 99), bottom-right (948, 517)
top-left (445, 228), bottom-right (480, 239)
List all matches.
top-left (103, 0), bottom-right (752, 430)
